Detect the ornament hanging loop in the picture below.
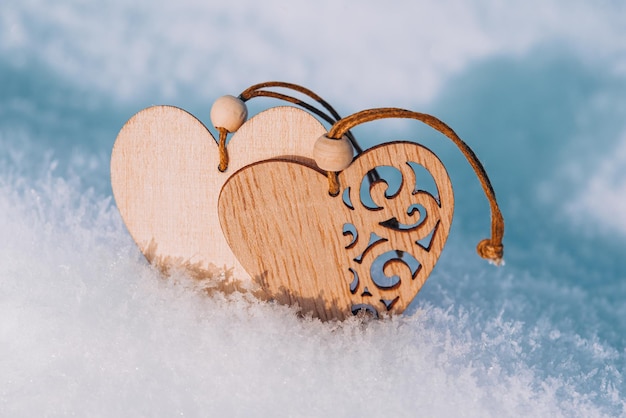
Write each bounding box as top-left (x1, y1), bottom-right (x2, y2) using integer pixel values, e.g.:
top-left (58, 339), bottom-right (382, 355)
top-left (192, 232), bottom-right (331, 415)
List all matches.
top-left (212, 81), bottom-right (362, 174)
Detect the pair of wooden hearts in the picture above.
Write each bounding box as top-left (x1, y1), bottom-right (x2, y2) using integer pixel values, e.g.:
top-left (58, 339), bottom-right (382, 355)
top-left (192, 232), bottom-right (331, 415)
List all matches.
top-left (111, 105), bottom-right (453, 320)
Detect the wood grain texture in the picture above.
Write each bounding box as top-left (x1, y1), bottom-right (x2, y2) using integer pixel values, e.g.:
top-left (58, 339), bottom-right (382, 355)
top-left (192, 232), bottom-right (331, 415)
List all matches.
top-left (111, 105), bottom-right (326, 284)
top-left (219, 141), bottom-right (454, 320)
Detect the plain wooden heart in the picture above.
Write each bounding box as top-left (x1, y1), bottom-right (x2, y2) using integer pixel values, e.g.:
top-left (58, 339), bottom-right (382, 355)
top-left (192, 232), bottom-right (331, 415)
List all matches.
top-left (111, 105), bottom-right (326, 283)
top-left (219, 141), bottom-right (454, 320)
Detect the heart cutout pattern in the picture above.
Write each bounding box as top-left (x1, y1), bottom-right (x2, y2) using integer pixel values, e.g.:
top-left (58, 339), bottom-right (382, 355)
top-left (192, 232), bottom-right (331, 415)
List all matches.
top-left (111, 105), bottom-right (326, 282)
top-left (219, 141), bottom-right (454, 320)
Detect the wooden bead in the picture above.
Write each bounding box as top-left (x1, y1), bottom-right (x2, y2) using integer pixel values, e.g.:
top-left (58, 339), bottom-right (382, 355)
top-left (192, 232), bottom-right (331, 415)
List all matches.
top-left (210, 95), bottom-right (248, 132)
top-left (313, 135), bottom-right (354, 171)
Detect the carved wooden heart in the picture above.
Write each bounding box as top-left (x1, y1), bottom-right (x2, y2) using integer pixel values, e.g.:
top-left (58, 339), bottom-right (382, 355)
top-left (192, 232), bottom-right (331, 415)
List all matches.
top-left (219, 141), bottom-right (454, 320)
top-left (111, 105), bottom-right (326, 282)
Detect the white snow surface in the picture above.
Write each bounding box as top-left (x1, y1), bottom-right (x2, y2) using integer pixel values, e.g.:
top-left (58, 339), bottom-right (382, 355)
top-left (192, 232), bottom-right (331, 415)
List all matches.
top-left (0, 169), bottom-right (616, 417)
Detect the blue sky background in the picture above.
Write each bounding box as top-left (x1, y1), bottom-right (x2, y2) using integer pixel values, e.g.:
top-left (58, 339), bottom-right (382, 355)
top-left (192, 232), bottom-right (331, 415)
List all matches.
top-left (1, 1), bottom-right (625, 416)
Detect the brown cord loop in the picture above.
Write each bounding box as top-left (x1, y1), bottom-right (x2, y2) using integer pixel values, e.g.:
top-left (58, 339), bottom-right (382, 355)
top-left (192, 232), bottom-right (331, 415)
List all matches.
top-left (328, 108), bottom-right (505, 264)
top-left (217, 127), bottom-right (229, 172)
top-left (240, 82), bottom-right (341, 126)
top-left (214, 82), bottom-right (356, 185)
top-left (238, 81), bottom-right (361, 153)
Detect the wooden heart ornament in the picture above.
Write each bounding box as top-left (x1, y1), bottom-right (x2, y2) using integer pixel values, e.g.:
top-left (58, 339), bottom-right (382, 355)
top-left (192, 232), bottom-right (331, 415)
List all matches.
top-left (111, 105), bottom-right (326, 283)
top-left (218, 142), bottom-right (454, 320)
top-left (111, 83), bottom-right (505, 321)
